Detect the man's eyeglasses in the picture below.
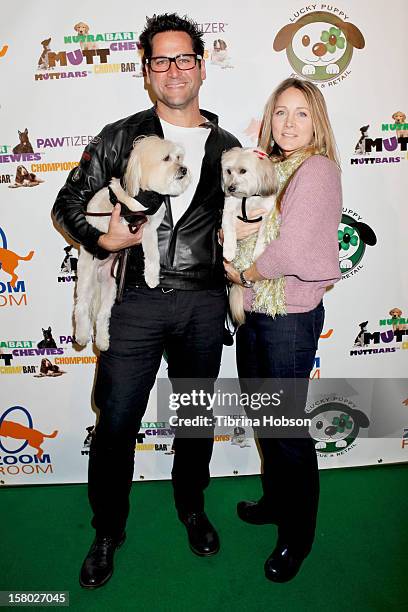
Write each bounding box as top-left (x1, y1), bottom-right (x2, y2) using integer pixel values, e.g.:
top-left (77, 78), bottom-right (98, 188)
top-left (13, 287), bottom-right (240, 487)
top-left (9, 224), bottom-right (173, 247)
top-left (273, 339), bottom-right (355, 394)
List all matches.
top-left (145, 54), bottom-right (202, 73)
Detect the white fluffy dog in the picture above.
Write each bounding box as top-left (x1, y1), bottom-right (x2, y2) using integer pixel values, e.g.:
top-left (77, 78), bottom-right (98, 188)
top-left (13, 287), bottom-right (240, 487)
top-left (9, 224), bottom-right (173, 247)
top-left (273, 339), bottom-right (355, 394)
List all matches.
top-left (221, 147), bottom-right (277, 325)
top-left (75, 135), bottom-right (191, 351)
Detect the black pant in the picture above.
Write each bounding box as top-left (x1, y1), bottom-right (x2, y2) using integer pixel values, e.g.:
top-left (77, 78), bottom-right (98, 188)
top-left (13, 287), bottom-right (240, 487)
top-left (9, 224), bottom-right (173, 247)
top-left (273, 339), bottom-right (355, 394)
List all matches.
top-left (89, 285), bottom-right (227, 536)
top-left (236, 302), bottom-right (324, 556)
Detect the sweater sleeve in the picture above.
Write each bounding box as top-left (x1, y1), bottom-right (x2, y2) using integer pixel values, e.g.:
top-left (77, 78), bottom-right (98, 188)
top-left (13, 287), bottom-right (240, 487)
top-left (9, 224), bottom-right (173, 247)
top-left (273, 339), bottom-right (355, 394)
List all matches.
top-left (255, 155), bottom-right (342, 282)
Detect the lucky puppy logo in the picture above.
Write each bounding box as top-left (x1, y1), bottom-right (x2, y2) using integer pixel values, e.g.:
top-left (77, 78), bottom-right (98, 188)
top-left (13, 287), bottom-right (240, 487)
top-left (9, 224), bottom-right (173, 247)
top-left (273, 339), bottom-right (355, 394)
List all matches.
top-left (338, 213), bottom-right (377, 276)
top-left (273, 10), bottom-right (365, 83)
top-left (308, 400), bottom-right (369, 454)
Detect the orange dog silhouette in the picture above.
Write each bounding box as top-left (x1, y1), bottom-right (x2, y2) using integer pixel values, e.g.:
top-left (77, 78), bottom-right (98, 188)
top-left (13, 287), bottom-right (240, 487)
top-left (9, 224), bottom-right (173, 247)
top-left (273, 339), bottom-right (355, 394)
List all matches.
top-left (0, 248), bottom-right (34, 287)
top-left (0, 420), bottom-right (58, 458)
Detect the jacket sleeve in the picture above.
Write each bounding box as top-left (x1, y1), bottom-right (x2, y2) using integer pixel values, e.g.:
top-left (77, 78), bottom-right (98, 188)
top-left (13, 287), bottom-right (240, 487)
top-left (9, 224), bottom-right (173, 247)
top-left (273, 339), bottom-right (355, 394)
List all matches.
top-left (52, 128), bottom-right (113, 255)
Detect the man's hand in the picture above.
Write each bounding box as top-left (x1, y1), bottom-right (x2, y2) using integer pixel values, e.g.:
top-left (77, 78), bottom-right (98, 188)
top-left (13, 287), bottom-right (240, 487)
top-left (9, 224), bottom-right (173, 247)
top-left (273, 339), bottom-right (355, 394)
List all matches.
top-left (97, 204), bottom-right (144, 252)
top-left (235, 208), bottom-right (266, 240)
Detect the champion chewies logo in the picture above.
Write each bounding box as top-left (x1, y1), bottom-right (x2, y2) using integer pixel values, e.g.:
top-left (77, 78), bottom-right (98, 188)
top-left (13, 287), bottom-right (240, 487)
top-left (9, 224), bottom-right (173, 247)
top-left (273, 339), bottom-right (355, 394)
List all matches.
top-left (338, 211), bottom-right (377, 278)
top-left (273, 7), bottom-right (365, 86)
top-left (307, 398), bottom-right (369, 456)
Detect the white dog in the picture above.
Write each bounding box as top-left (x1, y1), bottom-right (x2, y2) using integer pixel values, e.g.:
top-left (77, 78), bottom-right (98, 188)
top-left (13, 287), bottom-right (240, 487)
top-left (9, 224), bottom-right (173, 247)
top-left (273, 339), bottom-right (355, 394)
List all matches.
top-left (221, 147), bottom-right (277, 325)
top-left (74, 135), bottom-right (191, 351)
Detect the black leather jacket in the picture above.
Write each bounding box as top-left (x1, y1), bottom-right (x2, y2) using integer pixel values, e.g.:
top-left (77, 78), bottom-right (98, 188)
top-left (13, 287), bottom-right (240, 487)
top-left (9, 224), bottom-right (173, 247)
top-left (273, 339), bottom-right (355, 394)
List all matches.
top-left (52, 106), bottom-right (240, 289)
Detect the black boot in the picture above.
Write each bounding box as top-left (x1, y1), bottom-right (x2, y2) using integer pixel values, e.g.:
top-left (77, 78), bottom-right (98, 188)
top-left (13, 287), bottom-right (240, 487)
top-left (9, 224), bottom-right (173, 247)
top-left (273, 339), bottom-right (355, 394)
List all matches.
top-left (79, 532), bottom-right (126, 589)
top-left (237, 500), bottom-right (277, 525)
top-left (180, 512), bottom-right (220, 556)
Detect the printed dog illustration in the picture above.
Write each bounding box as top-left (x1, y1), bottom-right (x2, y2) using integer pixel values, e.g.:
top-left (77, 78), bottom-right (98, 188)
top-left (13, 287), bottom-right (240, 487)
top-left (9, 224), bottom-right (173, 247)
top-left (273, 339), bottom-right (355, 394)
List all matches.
top-left (37, 38), bottom-right (52, 70)
top-left (12, 129), bottom-right (34, 154)
top-left (37, 327), bottom-right (57, 349)
top-left (308, 403), bottom-right (369, 451)
top-left (354, 125), bottom-right (370, 155)
top-left (60, 245), bottom-right (78, 275)
top-left (354, 321), bottom-right (368, 347)
top-left (74, 22), bottom-right (99, 50)
top-left (9, 165), bottom-right (44, 188)
top-left (392, 111), bottom-right (408, 138)
top-left (0, 420), bottom-right (58, 458)
top-left (0, 247), bottom-right (34, 287)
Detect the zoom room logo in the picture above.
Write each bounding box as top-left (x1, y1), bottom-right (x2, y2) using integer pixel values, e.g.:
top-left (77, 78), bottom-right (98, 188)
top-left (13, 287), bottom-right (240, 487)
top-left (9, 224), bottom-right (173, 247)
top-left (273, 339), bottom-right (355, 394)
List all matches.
top-left (273, 6), bottom-right (365, 86)
top-left (0, 227), bottom-right (34, 307)
top-left (0, 406), bottom-right (58, 478)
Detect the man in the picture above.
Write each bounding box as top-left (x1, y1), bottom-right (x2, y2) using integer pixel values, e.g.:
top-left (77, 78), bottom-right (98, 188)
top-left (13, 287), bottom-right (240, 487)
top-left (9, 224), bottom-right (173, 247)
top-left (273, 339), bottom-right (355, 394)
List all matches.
top-left (52, 13), bottom-right (240, 589)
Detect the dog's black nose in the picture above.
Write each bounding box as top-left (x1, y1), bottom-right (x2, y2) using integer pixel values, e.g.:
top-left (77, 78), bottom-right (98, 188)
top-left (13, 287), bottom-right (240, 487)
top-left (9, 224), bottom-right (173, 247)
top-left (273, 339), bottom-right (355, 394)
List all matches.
top-left (325, 425), bottom-right (338, 436)
top-left (180, 166), bottom-right (187, 176)
top-left (228, 185), bottom-right (236, 193)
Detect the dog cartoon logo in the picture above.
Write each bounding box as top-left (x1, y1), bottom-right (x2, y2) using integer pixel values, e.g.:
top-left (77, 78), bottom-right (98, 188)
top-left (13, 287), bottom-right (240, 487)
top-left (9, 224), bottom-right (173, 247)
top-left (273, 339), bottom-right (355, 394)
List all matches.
top-left (392, 111), bottom-right (408, 138)
top-left (12, 128), bottom-right (34, 154)
top-left (354, 125), bottom-right (370, 155)
top-left (389, 308), bottom-right (407, 331)
top-left (0, 245), bottom-right (34, 287)
top-left (60, 245), bottom-right (78, 275)
top-left (0, 406), bottom-right (58, 458)
top-left (230, 425), bottom-right (250, 448)
top-left (338, 214), bottom-right (377, 274)
top-left (37, 327), bottom-right (57, 349)
top-left (34, 358), bottom-right (65, 378)
top-left (354, 321), bottom-right (369, 347)
top-left (273, 11), bottom-right (365, 82)
top-left (308, 401), bottom-right (369, 453)
top-left (37, 38), bottom-right (52, 70)
top-left (210, 39), bottom-right (233, 69)
top-left (9, 165), bottom-right (44, 188)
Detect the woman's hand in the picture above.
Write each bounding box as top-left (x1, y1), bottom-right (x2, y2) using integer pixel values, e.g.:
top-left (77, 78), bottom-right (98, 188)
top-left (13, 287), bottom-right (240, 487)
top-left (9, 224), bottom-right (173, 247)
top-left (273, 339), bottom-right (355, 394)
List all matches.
top-left (97, 204), bottom-right (144, 252)
top-left (235, 208), bottom-right (266, 240)
top-left (223, 261), bottom-right (243, 285)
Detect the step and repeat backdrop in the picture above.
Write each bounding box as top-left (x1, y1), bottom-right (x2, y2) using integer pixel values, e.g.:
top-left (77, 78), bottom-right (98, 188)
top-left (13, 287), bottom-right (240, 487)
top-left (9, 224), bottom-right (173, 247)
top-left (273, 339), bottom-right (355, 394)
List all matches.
top-left (1, 0), bottom-right (407, 485)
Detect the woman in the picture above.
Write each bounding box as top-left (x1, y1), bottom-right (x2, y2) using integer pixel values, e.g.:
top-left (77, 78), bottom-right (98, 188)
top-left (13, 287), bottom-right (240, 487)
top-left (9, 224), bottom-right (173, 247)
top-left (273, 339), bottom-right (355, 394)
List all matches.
top-left (224, 78), bottom-right (342, 582)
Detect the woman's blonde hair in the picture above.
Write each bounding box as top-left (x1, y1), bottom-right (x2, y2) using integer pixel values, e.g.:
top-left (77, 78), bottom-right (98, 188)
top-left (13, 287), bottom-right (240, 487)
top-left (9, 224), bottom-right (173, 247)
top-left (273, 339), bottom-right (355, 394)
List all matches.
top-left (258, 78), bottom-right (340, 168)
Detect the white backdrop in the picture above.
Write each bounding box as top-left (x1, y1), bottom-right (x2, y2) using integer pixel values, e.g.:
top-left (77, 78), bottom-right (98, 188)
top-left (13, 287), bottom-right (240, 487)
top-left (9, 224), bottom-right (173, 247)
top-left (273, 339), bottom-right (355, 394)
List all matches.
top-left (1, 0), bottom-right (408, 486)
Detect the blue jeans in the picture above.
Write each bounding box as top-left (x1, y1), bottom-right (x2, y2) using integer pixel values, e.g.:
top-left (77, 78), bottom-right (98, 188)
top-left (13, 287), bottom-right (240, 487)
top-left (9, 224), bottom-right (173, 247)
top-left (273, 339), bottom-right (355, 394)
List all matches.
top-left (236, 302), bottom-right (324, 556)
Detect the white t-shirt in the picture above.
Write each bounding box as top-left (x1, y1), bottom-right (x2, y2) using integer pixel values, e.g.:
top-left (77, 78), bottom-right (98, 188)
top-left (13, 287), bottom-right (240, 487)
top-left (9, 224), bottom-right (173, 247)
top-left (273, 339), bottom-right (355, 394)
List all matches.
top-left (160, 118), bottom-right (210, 226)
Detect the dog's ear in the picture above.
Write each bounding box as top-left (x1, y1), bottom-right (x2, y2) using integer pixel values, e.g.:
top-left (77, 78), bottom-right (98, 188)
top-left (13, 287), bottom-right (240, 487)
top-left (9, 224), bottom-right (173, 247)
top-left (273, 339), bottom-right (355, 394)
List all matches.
top-left (273, 22), bottom-right (302, 51)
top-left (340, 21), bottom-right (365, 49)
top-left (123, 146), bottom-right (141, 197)
top-left (257, 159), bottom-right (278, 197)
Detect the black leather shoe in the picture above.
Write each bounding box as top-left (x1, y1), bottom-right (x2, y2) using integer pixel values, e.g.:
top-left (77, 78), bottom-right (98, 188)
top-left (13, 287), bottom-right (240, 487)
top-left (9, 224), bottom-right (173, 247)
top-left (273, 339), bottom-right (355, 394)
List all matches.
top-left (79, 532), bottom-right (126, 589)
top-left (180, 512), bottom-right (220, 556)
top-left (237, 500), bottom-right (277, 525)
top-left (264, 542), bottom-right (305, 583)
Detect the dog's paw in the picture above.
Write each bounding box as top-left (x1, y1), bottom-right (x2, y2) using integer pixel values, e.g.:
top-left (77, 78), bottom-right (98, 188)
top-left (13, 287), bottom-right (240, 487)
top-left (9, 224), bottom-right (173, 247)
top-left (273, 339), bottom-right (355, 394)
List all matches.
top-left (315, 441), bottom-right (326, 450)
top-left (326, 63), bottom-right (340, 75)
top-left (223, 246), bottom-right (236, 262)
top-left (340, 259), bottom-right (352, 271)
top-left (95, 333), bottom-right (110, 352)
top-left (335, 439), bottom-right (348, 449)
top-left (302, 64), bottom-right (316, 75)
top-left (74, 333), bottom-right (90, 347)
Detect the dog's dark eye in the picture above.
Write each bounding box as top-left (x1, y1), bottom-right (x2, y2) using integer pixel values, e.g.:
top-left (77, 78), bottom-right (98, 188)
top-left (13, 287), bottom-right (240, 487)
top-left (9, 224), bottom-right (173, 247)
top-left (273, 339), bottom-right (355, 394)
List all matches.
top-left (302, 35), bottom-right (310, 47)
top-left (163, 155), bottom-right (170, 162)
top-left (316, 421), bottom-right (323, 430)
top-left (227, 169), bottom-right (231, 175)
top-left (239, 169), bottom-right (247, 175)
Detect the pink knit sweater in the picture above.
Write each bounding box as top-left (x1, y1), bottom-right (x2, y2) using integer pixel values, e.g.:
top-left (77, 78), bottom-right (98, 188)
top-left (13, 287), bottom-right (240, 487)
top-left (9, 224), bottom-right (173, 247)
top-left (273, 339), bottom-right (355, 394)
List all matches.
top-left (244, 154), bottom-right (342, 314)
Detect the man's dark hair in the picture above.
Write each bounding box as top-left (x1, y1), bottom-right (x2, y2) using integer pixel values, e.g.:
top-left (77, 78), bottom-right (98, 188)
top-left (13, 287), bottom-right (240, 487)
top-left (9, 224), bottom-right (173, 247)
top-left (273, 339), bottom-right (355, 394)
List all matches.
top-left (139, 13), bottom-right (204, 63)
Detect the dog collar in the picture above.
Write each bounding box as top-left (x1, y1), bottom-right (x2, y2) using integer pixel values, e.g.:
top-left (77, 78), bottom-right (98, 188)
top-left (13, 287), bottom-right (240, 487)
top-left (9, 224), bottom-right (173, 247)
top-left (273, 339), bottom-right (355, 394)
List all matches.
top-left (237, 197), bottom-right (263, 223)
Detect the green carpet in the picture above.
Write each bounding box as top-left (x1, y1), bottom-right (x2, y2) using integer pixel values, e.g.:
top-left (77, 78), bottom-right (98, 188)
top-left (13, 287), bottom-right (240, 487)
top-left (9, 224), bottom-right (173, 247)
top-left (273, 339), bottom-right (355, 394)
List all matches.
top-left (1, 464), bottom-right (408, 611)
